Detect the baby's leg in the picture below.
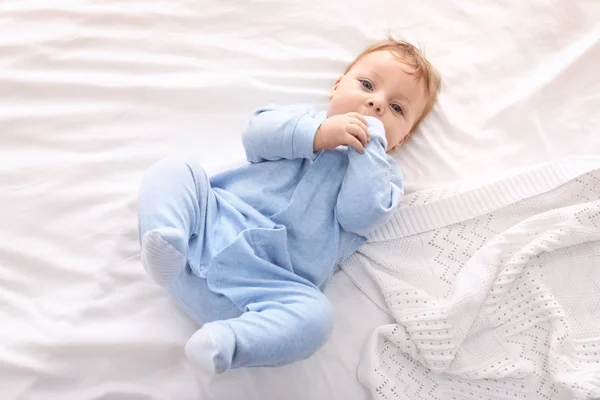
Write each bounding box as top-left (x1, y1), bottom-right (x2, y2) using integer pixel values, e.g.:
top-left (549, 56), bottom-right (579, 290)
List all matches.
top-left (185, 271), bottom-right (333, 373)
top-left (137, 156), bottom-right (209, 286)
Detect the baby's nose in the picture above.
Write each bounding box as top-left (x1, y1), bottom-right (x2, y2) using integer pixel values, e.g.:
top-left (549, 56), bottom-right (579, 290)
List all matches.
top-left (368, 101), bottom-right (382, 112)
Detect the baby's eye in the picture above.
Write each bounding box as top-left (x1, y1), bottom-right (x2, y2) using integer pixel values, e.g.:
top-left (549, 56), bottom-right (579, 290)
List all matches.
top-left (391, 103), bottom-right (404, 115)
top-left (360, 80), bottom-right (373, 90)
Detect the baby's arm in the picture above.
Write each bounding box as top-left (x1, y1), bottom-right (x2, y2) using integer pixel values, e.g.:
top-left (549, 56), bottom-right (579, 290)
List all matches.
top-left (242, 104), bottom-right (323, 163)
top-left (335, 117), bottom-right (403, 237)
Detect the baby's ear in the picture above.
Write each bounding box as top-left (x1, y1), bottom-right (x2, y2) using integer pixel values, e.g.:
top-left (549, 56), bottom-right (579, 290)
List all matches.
top-left (329, 76), bottom-right (343, 99)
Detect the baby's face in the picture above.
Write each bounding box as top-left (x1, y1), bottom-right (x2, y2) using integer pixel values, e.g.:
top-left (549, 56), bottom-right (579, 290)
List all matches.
top-left (328, 50), bottom-right (428, 151)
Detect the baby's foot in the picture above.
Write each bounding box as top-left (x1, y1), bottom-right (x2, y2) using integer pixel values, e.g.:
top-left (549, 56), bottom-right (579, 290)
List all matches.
top-left (185, 322), bottom-right (236, 374)
top-left (141, 227), bottom-right (187, 286)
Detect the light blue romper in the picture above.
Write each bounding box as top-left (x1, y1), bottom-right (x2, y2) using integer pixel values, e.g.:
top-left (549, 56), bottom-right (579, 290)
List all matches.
top-left (137, 104), bottom-right (403, 370)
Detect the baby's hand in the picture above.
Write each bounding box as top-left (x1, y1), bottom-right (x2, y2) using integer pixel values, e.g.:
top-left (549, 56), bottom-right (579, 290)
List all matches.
top-left (313, 112), bottom-right (371, 153)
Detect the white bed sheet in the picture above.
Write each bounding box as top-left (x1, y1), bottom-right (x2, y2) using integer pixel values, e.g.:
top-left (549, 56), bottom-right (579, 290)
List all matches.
top-left (0, 0), bottom-right (598, 399)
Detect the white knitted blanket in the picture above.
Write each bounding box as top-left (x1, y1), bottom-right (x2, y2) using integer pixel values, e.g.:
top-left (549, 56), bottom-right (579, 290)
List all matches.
top-left (341, 157), bottom-right (600, 400)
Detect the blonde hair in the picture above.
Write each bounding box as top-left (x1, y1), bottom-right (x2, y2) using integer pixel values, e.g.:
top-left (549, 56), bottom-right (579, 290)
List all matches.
top-left (344, 37), bottom-right (441, 134)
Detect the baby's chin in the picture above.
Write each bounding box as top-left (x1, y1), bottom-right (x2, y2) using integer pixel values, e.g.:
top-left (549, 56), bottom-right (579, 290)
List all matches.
top-left (386, 144), bottom-right (400, 153)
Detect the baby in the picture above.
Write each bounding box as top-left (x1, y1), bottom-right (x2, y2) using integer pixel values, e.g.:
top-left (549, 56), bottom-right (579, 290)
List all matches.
top-left (137, 38), bottom-right (441, 374)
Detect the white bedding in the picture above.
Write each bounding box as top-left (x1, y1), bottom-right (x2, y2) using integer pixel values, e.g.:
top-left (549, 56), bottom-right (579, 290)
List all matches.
top-left (1, 0), bottom-right (598, 399)
top-left (344, 158), bottom-right (600, 399)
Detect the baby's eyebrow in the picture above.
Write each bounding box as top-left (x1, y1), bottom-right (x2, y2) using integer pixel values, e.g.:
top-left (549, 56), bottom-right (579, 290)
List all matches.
top-left (392, 90), bottom-right (412, 113)
top-left (371, 70), bottom-right (383, 80)
top-left (395, 91), bottom-right (411, 104)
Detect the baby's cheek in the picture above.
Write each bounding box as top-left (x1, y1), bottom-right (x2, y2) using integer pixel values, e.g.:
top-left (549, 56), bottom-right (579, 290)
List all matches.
top-left (327, 101), bottom-right (342, 117)
top-left (392, 123), bottom-right (411, 142)
top-left (328, 98), bottom-right (345, 116)
top-left (384, 126), bottom-right (398, 144)
top-left (336, 93), bottom-right (361, 113)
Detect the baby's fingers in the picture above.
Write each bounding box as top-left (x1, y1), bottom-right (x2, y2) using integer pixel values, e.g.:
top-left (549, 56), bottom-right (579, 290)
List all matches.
top-left (347, 112), bottom-right (368, 127)
top-left (347, 123), bottom-right (369, 147)
top-left (349, 117), bottom-right (370, 141)
top-left (345, 134), bottom-right (365, 154)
